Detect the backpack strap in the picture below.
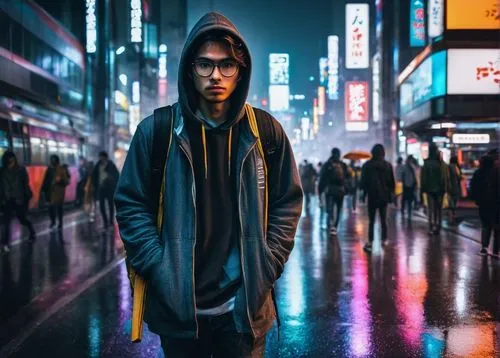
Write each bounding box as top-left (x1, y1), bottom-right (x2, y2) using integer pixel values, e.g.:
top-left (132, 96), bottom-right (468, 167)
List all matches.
top-left (244, 103), bottom-right (282, 340)
top-left (152, 105), bottom-right (174, 231)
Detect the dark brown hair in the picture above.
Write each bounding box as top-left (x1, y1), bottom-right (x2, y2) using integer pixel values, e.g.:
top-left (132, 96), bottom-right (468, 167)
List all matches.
top-left (190, 31), bottom-right (248, 68)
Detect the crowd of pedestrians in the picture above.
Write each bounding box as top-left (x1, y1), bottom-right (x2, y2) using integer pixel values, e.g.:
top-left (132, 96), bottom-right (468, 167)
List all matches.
top-left (0, 150), bottom-right (119, 253)
top-left (300, 143), bottom-right (500, 257)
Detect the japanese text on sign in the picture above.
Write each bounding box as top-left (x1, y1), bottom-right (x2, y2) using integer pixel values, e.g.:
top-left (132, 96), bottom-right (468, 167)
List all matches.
top-left (346, 4), bottom-right (369, 69)
top-left (86, 0), bottom-right (97, 53)
top-left (410, 0), bottom-right (425, 47)
top-left (131, 0), bottom-right (142, 43)
top-left (345, 81), bottom-right (369, 131)
top-left (428, 0), bottom-right (444, 38)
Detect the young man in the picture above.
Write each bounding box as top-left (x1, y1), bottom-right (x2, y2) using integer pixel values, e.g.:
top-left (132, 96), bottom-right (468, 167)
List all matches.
top-left (360, 144), bottom-right (395, 252)
top-left (401, 155), bottom-right (417, 223)
top-left (318, 147), bottom-right (349, 236)
top-left (92, 151), bottom-right (119, 229)
top-left (114, 12), bottom-right (303, 357)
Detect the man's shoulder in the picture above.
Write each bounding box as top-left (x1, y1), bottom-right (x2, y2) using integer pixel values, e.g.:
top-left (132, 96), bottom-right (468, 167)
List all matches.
top-left (252, 107), bottom-right (283, 132)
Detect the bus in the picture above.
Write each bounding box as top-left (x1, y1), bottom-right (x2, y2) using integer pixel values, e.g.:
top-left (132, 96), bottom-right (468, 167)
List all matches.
top-left (0, 0), bottom-right (89, 209)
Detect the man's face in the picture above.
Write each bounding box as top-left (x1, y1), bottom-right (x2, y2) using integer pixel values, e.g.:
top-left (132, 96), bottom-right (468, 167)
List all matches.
top-left (192, 41), bottom-right (240, 104)
top-left (99, 156), bottom-right (106, 164)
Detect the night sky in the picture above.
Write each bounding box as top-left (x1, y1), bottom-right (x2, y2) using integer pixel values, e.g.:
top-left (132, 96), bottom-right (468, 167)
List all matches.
top-left (188, 0), bottom-right (345, 100)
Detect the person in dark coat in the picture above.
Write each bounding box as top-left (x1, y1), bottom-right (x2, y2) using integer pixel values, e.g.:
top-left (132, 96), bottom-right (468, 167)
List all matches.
top-left (41, 155), bottom-right (69, 230)
top-left (360, 144), bottom-right (395, 252)
top-left (300, 160), bottom-right (318, 213)
top-left (401, 155), bottom-right (418, 222)
top-left (0, 151), bottom-right (35, 252)
top-left (318, 147), bottom-right (349, 236)
top-left (470, 149), bottom-right (500, 257)
top-left (76, 156), bottom-right (89, 207)
top-left (448, 156), bottom-right (463, 224)
top-left (421, 144), bottom-right (450, 235)
top-left (92, 151), bottom-right (119, 228)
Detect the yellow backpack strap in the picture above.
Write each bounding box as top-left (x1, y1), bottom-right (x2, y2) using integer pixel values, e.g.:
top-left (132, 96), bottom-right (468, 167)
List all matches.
top-left (245, 103), bottom-right (269, 233)
top-left (131, 110), bottom-right (173, 343)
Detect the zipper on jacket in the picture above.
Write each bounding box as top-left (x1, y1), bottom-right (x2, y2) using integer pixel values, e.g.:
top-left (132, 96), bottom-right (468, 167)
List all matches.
top-left (238, 143), bottom-right (257, 338)
top-left (179, 144), bottom-right (199, 339)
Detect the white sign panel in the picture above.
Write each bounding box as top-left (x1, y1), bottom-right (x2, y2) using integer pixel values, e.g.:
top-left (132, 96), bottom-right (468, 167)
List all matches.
top-left (86, 0), bottom-right (97, 53)
top-left (130, 0), bottom-right (142, 43)
top-left (452, 134), bottom-right (490, 144)
top-left (269, 53), bottom-right (289, 85)
top-left (447, 49), bottom-right (500, 95)
top-left (428, 0), bottom-right (444, 38)
top-left (346, 4), bottom-right (370, 69)
top-left (327, 36), bottom-right (339, 99)
top-left (372, 53), bottom-right (382, 123)
top-left (269, 85), bottom-right (290, 112)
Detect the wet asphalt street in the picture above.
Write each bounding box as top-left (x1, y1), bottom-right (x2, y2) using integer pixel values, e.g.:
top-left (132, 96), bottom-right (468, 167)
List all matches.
top-left (0, 200), bottom-right (499, 357)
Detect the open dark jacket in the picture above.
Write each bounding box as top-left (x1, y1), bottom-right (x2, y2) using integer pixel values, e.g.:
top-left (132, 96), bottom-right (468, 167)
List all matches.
top-left (114, 12), bottom-right (303, 340)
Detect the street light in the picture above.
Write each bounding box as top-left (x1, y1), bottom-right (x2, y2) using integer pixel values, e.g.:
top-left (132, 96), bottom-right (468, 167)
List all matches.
top-left (116, 46), bottom-right (126, 55)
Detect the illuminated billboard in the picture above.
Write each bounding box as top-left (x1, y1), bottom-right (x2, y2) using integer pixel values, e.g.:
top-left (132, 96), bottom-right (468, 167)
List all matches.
top-left (130, 0), bottom-right (142, 43)
top-left (410, 0), bottom-right (425, 47)
top-left (428, 0), bottom-right (444, 38)
top-left (86, 0), bottom-right (97, 53)
top-left (447, 0), bottom-right (500, 30)
top-left (345, 81), bottom-right (369, 131)
top-left (319, 57), bottom-right (328, 86)
top-left (346, 4), bottom-right (369, 69)
top-left (447, 49), bottom-right (500, 95)
top-left (269, 85), bottom-right (290, 112)
top-left (318, 87), bottom-right (326, 115)
top-left (399, 51), bottom-right (446, 115)
top-left (269, 53), bottom-right (289, 85)
top-left (372, 53), bottom-right (382, 123)
top-left (327, 36), bottom-right (339, 99)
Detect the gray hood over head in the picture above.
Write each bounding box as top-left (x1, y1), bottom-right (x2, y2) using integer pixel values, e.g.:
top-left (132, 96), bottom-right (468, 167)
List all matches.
top-left (178, 12), bottom-right (252, 131)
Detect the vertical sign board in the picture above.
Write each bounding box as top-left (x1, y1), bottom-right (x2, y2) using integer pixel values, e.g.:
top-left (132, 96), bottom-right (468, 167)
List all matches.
top-left (318, 87), bottom-right (326, 115)
top-left (130, 0), bottom-right (142, 43)
top-left (269, 54), bottom-right (290, 112)
top-left (319, 57), bottom-right (328, 86)
top-left (372, 53), bottom-right (382, 123)
top-left (345, 81), bottom-right (369, 131)
top-left (327, 36), bottom-right (339, 99)
top-left (86, 0), bottom-right (97, 53)
top-left (410, 0), bottom-right (426, 47)
top-left (346, 4), bottom-right (369, 69)
top-left (428, 0), bottom-right (444, 38)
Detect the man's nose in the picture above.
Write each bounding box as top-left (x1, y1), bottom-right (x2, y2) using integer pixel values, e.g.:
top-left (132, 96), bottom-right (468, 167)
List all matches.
top-left (210, 66), bottom-right (222, 80)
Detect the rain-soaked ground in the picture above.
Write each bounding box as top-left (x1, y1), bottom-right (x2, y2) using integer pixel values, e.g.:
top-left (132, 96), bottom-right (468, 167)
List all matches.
top-left (1, 199), bottom-right (499, 357)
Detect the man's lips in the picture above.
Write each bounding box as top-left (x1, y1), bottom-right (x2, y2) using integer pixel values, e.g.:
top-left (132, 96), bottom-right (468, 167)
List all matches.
top-left (206, 86), bottom-right (225, 91)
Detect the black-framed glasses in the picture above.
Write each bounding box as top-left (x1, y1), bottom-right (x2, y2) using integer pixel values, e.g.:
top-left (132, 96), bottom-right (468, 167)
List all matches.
top-left (192, 59), bottom-right (239, 77)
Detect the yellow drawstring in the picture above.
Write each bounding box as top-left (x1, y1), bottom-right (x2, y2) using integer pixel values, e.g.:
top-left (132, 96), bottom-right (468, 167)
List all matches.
top-left (201, 125), bottom-right (208, 179)
top-left (228, 127), bottom-right (233, 177)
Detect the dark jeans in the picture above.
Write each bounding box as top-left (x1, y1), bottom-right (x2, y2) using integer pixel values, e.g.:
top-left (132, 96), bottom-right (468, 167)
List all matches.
top-left (99, 190), bottom-right (114, 226)
top-left (160, 312), bottom-right (266, 358)
top-left (402, 186), bottom-right (415, 219)
top-left (49, 204), bottom-right (63, 227)
top-left (479, 206), bottom-right (500, 254)
top-left (427, 193), bottom-right (443, 230)
top-left (2, 201), bottom-right (35, 245)
top-left (368, 200), bottom-right (388, 243)
top-left (326, 195), bottom-right (344, 228)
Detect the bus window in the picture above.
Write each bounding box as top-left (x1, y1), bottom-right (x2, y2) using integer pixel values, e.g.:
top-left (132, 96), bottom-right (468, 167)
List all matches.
top-left (12, 137), bottom-right (25, 165)
top-left (0, 130), bottom-right (9, 161)
top-left (30, 137), bottom-right (48, 165)
top-left (47, 139), bottom-right (58, 162)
